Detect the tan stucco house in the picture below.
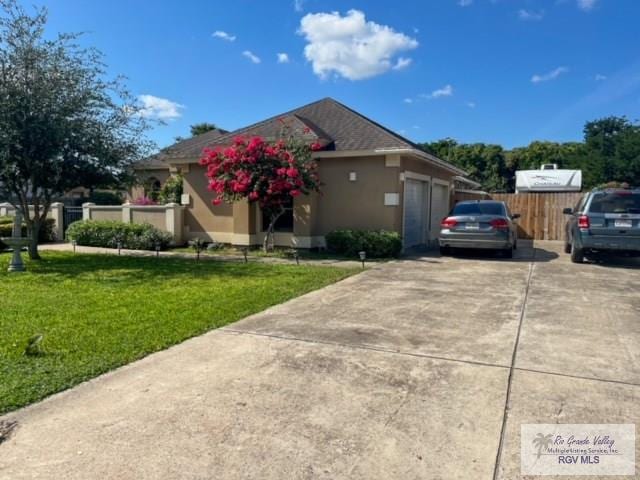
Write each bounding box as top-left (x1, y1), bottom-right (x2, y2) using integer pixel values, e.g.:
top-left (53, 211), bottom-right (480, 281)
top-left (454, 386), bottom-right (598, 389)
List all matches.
top-left (134, 97), bottom-right (467, 249)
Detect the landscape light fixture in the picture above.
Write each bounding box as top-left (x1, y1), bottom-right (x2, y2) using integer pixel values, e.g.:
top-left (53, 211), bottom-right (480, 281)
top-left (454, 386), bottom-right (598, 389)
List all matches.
top-left (117, 241), bottom-right (122, 255)
top-left (358, 251), bottom-right (366, 268)
top-left (241, 247), bottom-right (248, 263)
top-left (72, 240), bottom-right (77, 253)
top-left (293, 249), bottom-right (299, 265)
top-left (155, 242), bottom-right (161, 258)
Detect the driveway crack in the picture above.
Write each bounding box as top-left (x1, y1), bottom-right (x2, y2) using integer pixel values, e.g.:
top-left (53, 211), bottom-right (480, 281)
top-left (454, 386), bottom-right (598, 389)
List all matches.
top-left (491, 254), bottom-right (536, 480)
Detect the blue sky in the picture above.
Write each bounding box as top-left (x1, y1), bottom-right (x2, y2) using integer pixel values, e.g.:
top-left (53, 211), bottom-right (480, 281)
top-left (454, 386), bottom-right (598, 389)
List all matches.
top-left (38, 0), bottom-right (640, 150)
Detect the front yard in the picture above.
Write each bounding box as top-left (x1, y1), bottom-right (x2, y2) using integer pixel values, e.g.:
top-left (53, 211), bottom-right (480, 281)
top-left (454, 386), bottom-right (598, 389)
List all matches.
top-left (0, 252), bottom-right (356, 414)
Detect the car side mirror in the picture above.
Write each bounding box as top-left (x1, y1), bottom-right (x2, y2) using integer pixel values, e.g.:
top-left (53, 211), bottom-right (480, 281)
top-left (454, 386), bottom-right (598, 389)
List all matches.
top-left (512, 213), bottom-right (521, 219)
top-left (562, 208), bottom-right (573, 215)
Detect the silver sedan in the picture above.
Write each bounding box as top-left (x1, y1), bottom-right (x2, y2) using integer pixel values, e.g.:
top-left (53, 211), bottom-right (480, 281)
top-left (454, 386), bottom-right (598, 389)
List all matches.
top-left (439, 200), bottom-right (520, 258)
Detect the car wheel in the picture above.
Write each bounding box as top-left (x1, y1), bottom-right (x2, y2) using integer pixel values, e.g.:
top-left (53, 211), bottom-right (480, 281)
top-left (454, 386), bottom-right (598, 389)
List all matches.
top-left (439, 246), bottom-right (451, 256)
top-left (570, 243), bottom-right (584, 263)
top-left (564, 242), bottom-right (572, 254)
top-left (513, 237), bottom-right (518, 250)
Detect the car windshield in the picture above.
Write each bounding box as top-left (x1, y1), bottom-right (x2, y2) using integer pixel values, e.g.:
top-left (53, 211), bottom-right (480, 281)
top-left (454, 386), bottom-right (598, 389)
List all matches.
top-left (589, 192), bottom-right (640, 214)
top-left (452, 202), bottom-right (505, 216)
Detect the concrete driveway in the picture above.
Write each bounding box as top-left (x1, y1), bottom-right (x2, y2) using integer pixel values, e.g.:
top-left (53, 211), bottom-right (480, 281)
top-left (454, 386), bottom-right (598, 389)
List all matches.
top-left (1, 242), bottom-right (639, 479)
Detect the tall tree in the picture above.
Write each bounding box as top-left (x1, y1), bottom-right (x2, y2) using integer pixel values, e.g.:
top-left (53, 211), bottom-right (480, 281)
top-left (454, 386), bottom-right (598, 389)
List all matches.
top-left (190, 122), bottom-right (218, 137)
top-left (0, 0), bottom-right (151, 259)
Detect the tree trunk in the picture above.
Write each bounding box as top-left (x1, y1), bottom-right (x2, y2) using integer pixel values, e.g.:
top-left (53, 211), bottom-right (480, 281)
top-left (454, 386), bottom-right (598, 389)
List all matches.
top-left (263, 206), bottom-right (285, 253)
top-left (27, 218), bottom-right (41, 260)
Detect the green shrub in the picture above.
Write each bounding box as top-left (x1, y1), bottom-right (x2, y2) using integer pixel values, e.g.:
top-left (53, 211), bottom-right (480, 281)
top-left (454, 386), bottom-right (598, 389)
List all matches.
top-left (159, 174), bottom-right (184, 204)
top-left (325, 229), bottom-right (402, 258)
top-left (66, 220), bottom-right (172, 251)
top-left (88, 191), bottom-right (123, 205)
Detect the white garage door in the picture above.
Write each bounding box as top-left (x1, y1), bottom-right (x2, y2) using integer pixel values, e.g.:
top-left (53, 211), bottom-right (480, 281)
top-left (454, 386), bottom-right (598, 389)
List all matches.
top-left (403, 178), bottom-right (430, 247)
top-left (429, 181), bottom-right (450, 241)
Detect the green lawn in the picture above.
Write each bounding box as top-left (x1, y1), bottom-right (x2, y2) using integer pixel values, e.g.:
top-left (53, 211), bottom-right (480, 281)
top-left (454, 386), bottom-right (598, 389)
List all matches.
top-left (0, 251), bottom-right (356, 414)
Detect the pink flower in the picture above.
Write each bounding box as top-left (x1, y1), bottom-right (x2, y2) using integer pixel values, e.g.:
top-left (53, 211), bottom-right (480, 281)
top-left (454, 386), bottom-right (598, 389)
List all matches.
top-left (249, 191), bottom-right (259, 200)
top-left (286, 167), bottom-right (299, 178)
top-left (290, 190), bottom-right (301, 197)
top-left (212, 198), bottom-right (222, 206)
top-left (310, 142), bottom-right (322, 151)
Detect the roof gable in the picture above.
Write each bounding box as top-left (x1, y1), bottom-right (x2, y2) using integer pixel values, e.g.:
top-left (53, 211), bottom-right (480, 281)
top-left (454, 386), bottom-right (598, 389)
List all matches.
top-left (138, 98), bottom-right (463, 175)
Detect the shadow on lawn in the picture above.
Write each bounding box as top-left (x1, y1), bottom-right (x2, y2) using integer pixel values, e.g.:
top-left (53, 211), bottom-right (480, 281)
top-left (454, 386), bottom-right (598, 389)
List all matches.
top-left (0, 252), bottom-right (317, 282)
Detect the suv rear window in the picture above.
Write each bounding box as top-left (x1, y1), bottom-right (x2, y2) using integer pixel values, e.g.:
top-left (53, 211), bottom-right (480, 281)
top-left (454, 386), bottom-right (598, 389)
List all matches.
top-left (588, 192), bottom-right (640, 214)
top-left (452, 202), bottom-right (505, 216)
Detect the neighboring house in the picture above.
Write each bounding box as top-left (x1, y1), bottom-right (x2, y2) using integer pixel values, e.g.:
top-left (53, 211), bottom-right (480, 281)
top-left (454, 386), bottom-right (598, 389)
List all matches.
top-left (136, 98), bottom-right (467, 249)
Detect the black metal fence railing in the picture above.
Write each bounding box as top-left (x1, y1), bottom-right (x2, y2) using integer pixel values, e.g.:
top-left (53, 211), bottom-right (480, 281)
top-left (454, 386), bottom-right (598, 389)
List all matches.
top-left (63, 207), bottom-right (83, 233)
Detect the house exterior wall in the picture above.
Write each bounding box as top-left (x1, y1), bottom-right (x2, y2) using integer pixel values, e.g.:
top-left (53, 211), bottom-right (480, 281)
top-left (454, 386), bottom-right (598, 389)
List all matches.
top-left (182, 163), bottom-right (235, 242)
top-left (171, 154), bottom-right (457, 248)
top-left (129, 169), bottom-right (171, 201)
top-left (313, 155), bottom-right (402, 235)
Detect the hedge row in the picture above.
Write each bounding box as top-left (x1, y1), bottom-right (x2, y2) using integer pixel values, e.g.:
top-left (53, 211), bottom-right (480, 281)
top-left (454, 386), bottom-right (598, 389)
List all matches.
top-left (66, 220), bottom-right (172, 251)
top-left (325, 229), bottom-right (402, 258)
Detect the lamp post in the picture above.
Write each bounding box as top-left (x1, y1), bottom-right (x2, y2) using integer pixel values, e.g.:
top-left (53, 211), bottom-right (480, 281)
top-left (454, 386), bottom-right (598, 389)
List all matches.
top-left (358, 250), bottom-right (366, 269)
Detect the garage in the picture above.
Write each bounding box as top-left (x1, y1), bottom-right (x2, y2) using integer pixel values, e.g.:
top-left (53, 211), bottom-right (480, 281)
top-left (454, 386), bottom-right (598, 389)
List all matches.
top-left (429, 180), bottom-right (450, 241)
top-left (403, 177), bottom-right (430, 247)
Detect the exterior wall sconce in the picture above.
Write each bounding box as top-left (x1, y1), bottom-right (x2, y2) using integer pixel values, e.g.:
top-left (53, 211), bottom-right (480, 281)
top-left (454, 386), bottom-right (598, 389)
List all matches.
top-left (349, 171), bottom-right (357, 182)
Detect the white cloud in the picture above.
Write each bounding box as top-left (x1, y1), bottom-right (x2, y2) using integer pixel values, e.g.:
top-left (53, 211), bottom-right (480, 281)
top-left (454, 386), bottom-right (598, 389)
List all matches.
top-left (428, 84), bottom-right (454, 98)
top-left (298, 9), bottom-right (418, 80)
top-left (242, 50), bottom-right (261, 64)
top-left (467, 101), bottom-right (476, 108)
top-left (138, 95), bottom-right (184, 120)
top-left (458, 0), bottom-right (473, 6)
top-left (293, 0), bottom-right (305, 12)
top-left (595, 73), bottom-right (607, 81)
top-left (403, 98), bottom-right (413, 104)
top-left (392, 57), bottom-right (412, 70)
top-left (577, 0), bottom-right (597, 11)
top-left (531, 66), bottom-right (569, 83)
top-left (277, 53), bottom-right (290, 63)
top-left (212, 30), bottom-right (236, 42)
top-left (518, 9), bottom-right (544, 21)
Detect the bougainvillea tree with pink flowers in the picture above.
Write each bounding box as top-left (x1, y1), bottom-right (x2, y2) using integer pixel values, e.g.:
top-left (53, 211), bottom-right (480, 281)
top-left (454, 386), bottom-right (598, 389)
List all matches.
top-left (199, 125), bottom-right (323, 251)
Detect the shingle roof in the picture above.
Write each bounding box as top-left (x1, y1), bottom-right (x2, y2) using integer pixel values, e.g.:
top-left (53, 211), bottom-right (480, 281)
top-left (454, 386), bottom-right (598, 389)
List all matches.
top-left (139, 98), bottom-right (463, 174)
top-left (136, 127), bottom-right (228, 168)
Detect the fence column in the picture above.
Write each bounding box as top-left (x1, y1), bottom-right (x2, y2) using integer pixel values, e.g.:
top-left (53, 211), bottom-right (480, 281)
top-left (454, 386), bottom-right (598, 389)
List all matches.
top-left (164, 203), bottom-right (184, 245)
top-left (0, 202), bottom-right (11, 217)
top-left (121, 202), bottom-right (132, 224)
top-left (49, 202), bottom-right (64, 241)
top-left (82, 202), bottom-right (95, 220)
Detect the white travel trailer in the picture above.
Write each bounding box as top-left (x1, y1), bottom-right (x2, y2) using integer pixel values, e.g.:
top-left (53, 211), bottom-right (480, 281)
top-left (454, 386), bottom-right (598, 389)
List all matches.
top-left (515, 164), bottom-right (582, 193)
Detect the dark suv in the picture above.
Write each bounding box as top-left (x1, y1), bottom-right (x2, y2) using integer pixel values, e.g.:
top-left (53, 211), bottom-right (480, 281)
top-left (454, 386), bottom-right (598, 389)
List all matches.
top-left (563, 188), bottom-right (640, 263)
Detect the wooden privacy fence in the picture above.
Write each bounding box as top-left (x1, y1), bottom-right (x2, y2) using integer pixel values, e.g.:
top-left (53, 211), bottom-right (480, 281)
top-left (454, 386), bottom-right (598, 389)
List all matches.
top-left (490, 193), bottom-right (583, 241)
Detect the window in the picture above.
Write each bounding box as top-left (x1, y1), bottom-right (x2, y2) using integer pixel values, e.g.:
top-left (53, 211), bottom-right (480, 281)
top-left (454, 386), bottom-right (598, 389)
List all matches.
top-left (451, 202), bottom-right (506, 216)
top-left (589, 192), bottom-right (640, 214)
top-left (262, 199), bottom-right (294, 232)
